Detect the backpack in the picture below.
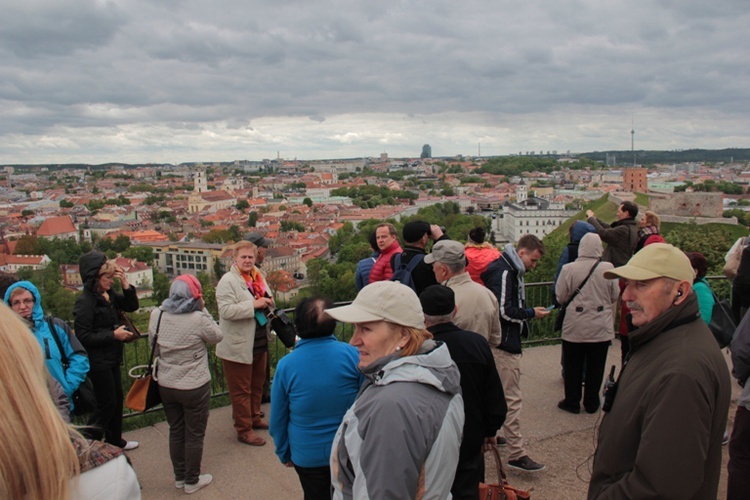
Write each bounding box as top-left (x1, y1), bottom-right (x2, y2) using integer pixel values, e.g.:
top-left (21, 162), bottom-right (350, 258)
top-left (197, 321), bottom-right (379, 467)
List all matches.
top-left (390, 253), bottom-right (424, 292)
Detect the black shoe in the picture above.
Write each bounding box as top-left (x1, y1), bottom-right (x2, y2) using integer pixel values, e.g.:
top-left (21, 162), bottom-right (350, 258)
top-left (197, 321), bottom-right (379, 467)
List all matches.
top-left (584, 404), bottom-right (600, 414)
top-left (557, 400), bottom-right (580, 414)
top-left (496, 436), bottom-right (507, 447)
top-left (508, 455), bottom-right (545, 472)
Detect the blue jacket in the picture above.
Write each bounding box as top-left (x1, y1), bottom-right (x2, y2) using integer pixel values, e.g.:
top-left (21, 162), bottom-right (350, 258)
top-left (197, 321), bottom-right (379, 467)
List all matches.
top-left (355, 254), bottom-right (377, 291)
top-left (693, 278), bottom-right (715, 325)
top-left (270, 335), bottom-right (362, 468)
top-left (5, 281), bottom-right (90, 410)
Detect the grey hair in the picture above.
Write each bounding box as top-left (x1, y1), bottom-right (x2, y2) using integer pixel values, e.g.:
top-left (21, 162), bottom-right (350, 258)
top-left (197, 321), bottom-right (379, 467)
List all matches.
top-left (424, 312), bottom-right (455, 326)
top-left (443, 260), bottom-right (465, 274)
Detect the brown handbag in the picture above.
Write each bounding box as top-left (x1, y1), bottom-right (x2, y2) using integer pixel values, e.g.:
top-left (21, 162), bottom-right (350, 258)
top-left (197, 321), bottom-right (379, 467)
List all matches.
top-left (479, 446), bottom-right (532, 500)
top-left (125, 311), bottom-right (162, 412)
top-left (117, 308), bottom-right (141, 342)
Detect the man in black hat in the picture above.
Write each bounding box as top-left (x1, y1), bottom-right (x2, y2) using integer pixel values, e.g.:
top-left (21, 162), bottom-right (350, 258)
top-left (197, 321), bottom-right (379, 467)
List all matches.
top-left (391, 220), bottom-right (449, 296)
top-left (420, 285), bottom-right (506, 500)
top-left (244, 232), bottom-right (271, 266)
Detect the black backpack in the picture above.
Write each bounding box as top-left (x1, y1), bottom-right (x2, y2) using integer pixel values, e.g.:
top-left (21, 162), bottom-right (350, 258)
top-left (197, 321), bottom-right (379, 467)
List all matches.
top-left (390, 253), bottom-right (424, 292)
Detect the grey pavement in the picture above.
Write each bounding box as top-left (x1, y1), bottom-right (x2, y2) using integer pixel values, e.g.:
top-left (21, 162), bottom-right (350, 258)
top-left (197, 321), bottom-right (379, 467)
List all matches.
top-left (125, 341), bottom-right (737, 499)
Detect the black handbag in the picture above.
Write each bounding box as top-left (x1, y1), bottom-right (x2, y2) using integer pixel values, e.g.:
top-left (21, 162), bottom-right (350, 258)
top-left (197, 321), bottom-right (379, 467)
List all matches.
top-left (266, 308), bottom-right (297, 348)
top-left (554, 260), bottom-right (601, 332)
top-left (46, 317), bottom-right (98, 416)
top-left (708, 291), bottom-right (736, 348)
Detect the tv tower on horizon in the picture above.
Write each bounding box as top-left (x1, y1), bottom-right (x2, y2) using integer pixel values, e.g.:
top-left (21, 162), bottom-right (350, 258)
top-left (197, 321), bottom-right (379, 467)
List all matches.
top-left (631, 118), bottom-right (636, 167)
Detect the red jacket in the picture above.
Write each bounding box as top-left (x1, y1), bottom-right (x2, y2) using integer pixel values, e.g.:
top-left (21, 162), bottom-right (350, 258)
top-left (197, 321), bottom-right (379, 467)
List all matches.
top-left (368, 240), bottom-right (403, 284)
top-left (465, 244), bottom-right (501, 285)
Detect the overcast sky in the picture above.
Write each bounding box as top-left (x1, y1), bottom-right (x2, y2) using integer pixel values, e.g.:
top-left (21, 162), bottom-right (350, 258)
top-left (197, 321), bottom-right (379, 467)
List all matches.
top-left (1, 0), bottom-right (748, 164)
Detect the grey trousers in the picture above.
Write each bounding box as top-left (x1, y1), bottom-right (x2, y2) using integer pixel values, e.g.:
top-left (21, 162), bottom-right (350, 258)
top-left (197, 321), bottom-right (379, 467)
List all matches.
top-left (159, 382), bottom-right (211, 485)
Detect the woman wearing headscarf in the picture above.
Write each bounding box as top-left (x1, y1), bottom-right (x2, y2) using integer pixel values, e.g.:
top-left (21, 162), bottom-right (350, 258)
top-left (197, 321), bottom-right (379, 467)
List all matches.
top-left (325, 281), bottom-right (464, 499)
top-left (5, 280), bottom-right (89, 414)
top-left (216, 240), bottom-right (275, 447)
top-left (74, 251), bottom-right (139, 450)
top-left (150, 274), bottom-right (223, 494)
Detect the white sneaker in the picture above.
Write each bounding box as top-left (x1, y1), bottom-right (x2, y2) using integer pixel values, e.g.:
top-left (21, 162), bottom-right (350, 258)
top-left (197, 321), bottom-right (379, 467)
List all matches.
top-left (175, 480), bottom-right (185, 489)
top-left (184, 474), bottom-right (213, 494)
top-left (123, 441), bottom-right (139, 451)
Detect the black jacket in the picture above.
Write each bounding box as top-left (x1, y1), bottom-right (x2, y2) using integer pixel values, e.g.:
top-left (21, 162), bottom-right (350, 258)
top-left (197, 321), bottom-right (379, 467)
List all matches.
top-left (390, 235), bottom-right (450, 296)
top-left (427, 322), bottom-right (506, 460)
top-left (73, 252), bottom-right (139, 370)
top-left (481, 253), bottom-right (534, 354)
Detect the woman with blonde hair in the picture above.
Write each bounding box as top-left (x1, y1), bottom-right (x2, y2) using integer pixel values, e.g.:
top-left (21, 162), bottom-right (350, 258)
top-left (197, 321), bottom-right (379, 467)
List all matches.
top-left (0, 303), bottom-right (140, 499)
top-left (216, 240), bottom-right (275, 447)
top-left (325, 281), bottom-right (464, 499)
top-left (635, 210), bottom-right (663, 252)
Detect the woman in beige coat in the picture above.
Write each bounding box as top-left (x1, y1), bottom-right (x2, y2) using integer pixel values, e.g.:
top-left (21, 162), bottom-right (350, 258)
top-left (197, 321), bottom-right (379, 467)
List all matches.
top-left (216, 241), bottom-right (274, 446)
top-left (555, 233), bottom-right (619, 414)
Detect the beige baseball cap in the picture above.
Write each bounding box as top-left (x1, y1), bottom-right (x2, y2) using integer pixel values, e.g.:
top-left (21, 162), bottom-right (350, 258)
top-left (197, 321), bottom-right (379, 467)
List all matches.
top-left (603, 243), bottom-right (694, 283)
top-left (325, 280), bottom-right (425, 329)
top-left (424, 240), bottom-right (465, 265)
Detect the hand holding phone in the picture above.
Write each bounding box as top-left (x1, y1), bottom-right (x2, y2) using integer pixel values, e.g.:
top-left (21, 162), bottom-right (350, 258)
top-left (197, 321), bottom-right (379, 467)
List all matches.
top-left (546, 305), bottom-right (556, 311)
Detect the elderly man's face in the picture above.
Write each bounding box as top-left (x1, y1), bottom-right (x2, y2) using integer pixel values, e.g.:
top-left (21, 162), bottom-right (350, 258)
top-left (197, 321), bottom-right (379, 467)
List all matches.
top-left (622, 277), bottom-right (679, 327)
top-left (256, 245), bottom-right (267, 264)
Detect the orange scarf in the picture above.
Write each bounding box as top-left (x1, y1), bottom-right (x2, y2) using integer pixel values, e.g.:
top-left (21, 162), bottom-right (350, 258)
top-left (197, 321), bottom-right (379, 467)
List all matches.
top-left (240, 266), bottom-right (267, 299)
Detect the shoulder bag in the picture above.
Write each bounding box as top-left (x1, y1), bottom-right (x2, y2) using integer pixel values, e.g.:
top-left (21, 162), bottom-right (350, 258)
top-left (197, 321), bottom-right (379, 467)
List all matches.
top-left (117, 308), bottom-right (142, 342)
top-left (708, 290), bottom-right (736, 348)
top-left (125, 310), bottom-right (163, 412)
top-left (479, 445), bottom-right (532, 499)
top-left (266, 308), bottom-right (297, 348)
top-left (47, 317), bottom-right (97, 416)
top-left (554, 259), bottom-right (601, 332)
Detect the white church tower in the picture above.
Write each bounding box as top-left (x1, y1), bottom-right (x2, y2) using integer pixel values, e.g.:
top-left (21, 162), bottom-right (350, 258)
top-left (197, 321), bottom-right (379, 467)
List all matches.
top-left (516, 179), bottom-right (528, 204)
top-left (194, 167), bottom-right (208, 194)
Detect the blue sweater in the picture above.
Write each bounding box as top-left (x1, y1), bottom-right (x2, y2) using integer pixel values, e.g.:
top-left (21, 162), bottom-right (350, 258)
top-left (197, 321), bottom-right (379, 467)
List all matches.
top-left (270, 335), bottom-right (363, 468)
top-left (693, 278), bottom-right (715, 324)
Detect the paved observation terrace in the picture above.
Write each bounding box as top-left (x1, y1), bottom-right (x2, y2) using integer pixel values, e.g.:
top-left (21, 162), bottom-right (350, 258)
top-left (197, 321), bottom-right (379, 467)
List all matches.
top-left (124, 341), bottom-right (738, 499)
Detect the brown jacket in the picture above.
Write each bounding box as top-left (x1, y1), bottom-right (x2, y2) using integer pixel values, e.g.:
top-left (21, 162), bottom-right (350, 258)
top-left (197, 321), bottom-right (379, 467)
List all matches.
top-left (587, 216), bottom-right (639, 268)
top-left (588, 293), bottom-right (731, 500)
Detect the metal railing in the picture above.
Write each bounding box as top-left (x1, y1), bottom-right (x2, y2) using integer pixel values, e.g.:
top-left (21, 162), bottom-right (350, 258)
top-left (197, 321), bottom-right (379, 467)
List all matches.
top-left (121, 276), bottom-right (731, 419)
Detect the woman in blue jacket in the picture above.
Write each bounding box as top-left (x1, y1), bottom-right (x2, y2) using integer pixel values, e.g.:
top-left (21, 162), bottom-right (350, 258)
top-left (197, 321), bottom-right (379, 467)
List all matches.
top-left (687, 252), bottom-right (715, 324)
top-left (5, 280), bottom-right (89, 412)
top-left (270, 297), bottom-right (362, 499)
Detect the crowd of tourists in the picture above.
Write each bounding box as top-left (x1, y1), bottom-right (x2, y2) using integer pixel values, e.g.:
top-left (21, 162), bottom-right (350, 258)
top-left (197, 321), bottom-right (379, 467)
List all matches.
top-left (2, 203), bottom-right (749, 499)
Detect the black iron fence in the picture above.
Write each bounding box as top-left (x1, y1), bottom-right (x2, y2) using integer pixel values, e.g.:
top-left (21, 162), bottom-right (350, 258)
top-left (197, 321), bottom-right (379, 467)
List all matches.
top-left (121, 277), bottom-right (731, 419)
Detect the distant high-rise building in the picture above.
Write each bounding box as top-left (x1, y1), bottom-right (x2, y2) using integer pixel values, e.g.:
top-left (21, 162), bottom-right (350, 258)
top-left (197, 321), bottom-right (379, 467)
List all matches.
top-left (421, 144), bottom-right (432, 158)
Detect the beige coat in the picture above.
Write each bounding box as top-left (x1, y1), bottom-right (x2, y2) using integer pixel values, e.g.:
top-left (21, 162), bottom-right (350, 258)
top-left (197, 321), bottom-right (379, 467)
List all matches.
top-left (215, 265), bottom-right (259, 364)
top-left (555, 233), bottom-right (619, 343)
top-left (445, 271), bottom-right (502, 347)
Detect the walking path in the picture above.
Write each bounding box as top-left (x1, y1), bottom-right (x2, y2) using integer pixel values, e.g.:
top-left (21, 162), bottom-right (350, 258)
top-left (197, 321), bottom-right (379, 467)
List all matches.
top-left (125, 341), bottom-right (738, 499)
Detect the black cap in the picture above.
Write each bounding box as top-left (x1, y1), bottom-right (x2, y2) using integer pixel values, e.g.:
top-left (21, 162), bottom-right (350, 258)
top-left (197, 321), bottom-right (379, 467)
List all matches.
top-left (419, 285), bottom-right (455, 316)
top-left (403, 220), bottom-right (431, 244)
top-left (244, 232), bottom-right (271, 248)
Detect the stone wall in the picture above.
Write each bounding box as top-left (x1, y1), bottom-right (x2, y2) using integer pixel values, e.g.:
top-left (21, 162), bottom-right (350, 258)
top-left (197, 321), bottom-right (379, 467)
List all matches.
top-left (649, 192), bottom-right (723, 218)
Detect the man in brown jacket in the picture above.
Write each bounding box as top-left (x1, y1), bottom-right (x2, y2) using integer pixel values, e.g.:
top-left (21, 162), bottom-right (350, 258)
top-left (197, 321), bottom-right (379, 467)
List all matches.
top-left (588, 243), bottom-right (730, 499)
top-left (586, 200), bottom-right (639, 268)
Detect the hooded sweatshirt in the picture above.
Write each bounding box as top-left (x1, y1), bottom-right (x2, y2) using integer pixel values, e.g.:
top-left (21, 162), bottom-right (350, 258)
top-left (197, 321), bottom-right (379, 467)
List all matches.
top-left (554, 233), bottom-right (619, 343)
top-left (5, 281), bottom-right (90, 409)
top-left (73, 251), bottom-right (139, 370)
top-left (331, 341), bottom-right (464, 500)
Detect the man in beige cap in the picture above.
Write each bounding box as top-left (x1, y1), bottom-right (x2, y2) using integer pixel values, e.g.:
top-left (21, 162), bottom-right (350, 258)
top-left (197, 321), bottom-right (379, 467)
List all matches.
top-left (425, 240), bottom-right (501, 347)
top-left (588, 243), bottom-right (730, 500)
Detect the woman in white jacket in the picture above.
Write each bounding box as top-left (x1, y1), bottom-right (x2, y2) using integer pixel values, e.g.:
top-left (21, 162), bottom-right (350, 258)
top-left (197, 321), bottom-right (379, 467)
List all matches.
top-left (149, 274), bottom-right (223, 494)
top-left (555, 233), bottom-right (619, 414)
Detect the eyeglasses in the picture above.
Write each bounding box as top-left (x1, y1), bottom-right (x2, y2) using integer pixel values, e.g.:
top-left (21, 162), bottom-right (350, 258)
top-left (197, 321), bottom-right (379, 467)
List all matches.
top-left (10, 298), bottom-right (35, 308)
